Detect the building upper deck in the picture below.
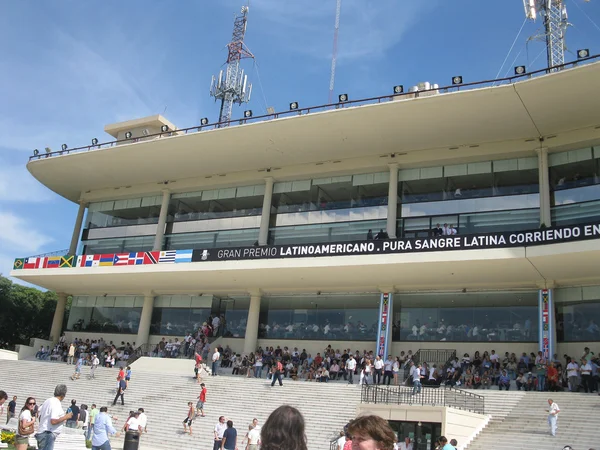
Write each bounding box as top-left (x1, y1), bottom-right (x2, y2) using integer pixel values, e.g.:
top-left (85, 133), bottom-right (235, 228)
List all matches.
top-left (25, 56), bottom-right (600, 203)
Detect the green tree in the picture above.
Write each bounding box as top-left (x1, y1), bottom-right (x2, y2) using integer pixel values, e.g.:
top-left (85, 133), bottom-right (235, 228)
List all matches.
top-left (0, 275), bottom-right (59, 348)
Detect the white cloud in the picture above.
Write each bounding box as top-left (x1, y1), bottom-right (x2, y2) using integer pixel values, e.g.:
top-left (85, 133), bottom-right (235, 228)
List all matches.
top-left (245, 0), bottom-right (436, 63)
top-left (0, 210), bottom-right (54, 255)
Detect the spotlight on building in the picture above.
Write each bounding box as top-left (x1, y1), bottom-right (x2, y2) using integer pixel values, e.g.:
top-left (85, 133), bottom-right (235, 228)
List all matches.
top-left (452, 76), bottom-right (463, 85)
top-left (61, 144), bottom-right (68, 151)
top-left (338, 93), bottom-right (348, 103)
top-left (393, 85), bottom-right (404, 94)
top-left (289, 101), bottom-right (299, 110)
top-left (33, 149), bottom-right (39, 156)
top-left (45, 147), bottom-right (52, 154)
top-left (514, 65), bottom-right (526, 75)
top-left (142, 128), bottom-right (150, 136)
top-left (161, 125), bottom-right (169, 132)
top-left (577, 49), bottom-right (590, 59)
top-left (200, 118), bottom-right (209, 126)
top-left (125, 131), bottom-right (132, 139)
top-left (91, 138), bottom-right (98, 146)
top-left (244, 110), bottom-right (253, 118)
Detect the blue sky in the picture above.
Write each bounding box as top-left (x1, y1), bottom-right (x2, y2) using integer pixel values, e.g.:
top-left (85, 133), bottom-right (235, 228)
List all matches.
top-left (1, 0), bottom-right (599, 280)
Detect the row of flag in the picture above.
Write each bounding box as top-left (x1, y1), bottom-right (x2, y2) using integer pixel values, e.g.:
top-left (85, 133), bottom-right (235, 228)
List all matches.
top-left (13, 250), bottom-right (193, 270)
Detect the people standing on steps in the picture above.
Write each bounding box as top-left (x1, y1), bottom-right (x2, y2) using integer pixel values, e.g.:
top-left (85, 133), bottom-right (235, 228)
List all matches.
top-left (125, 366), bottom-right (132, 388)
top-left (383, 355), bottom-right (394, 385)
top-left (373, 356), bottom-right (384, 384)
top-left (71, 356), bottom-right (83, 380)
top-left (90, 354), bottom-right (99, 379)
top-left (67, 343), bottom-right (75, 365)
top-left (213, 416), bottom-right (228, 450)
top-left (183, 401), bottom-right (194, 435)
top-left (270, 358), bottom-right (283, 387)
top-left (91, 406), bottom-right (118, 450)
top-left (35, 384), bottom-right (73, 450)
top-left (547, 398), bottom-right (560, 437)
top-left (65, 399), bottom-right (80, 428)
top-left (221, 420), bottom-right (237, 450)
top-left (244, 423), bottom-right (261, 450)
top-left (112, 378), bottom-right (127, 406)
top-left (346, 355), bottom-right (356, 384)
top-left (212, 348), bottom-right (221, 376)
top-left (137, 408), bottom-right (147, 434)
top-left (196, 383), bottom-right (207, 417)
top-left (87, 404), bottom-right (99, 441)
top-left (7, 395), bottom-right (17, 424)
top-left (411, 363), bottom-right (424, 395)
top-left (15, 397), bottom-right (36, 450)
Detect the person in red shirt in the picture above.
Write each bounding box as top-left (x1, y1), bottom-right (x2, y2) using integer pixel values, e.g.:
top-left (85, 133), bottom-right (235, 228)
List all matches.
top-left (314, 353), bottom-right (323, 366)
top-left (196, 383), bottom-right (207, 417)
top-left (271, 359), bottom-right (283, 386)
top-left (547, 362), bottom-right (559, 391)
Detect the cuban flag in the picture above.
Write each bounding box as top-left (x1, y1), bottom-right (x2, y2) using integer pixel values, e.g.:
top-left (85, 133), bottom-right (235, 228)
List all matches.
top-left (158, 250), bottom-right (177, 263)
top-left (175, 249), bottom-right (193, 263)
top-left (113, 253), bottom-right (130, 266)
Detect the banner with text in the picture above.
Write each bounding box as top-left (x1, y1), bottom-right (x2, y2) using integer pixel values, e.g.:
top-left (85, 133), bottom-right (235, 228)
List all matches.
top-left (191, 222), bottom-right (600, 263)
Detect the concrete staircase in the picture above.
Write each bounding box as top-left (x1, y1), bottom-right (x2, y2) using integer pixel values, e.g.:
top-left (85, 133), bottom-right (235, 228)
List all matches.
top-left (466, 390), bottom-right (600, 450)
top-left (0, 360), bottom-right (359, 450)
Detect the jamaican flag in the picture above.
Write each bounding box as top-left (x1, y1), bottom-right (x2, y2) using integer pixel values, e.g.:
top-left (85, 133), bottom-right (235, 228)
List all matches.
top-left (60, 255), bottom-right (74, 268)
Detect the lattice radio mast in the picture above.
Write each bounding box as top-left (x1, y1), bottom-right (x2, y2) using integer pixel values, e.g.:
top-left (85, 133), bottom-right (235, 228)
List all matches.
top-left (523, 0), bottom-right (569, 69)
top-left (210, 5), bottom-right (254, 125)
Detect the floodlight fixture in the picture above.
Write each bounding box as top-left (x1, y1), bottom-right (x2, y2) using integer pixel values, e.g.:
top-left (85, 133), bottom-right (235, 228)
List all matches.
top-left (91, 138), bottom-right (98, 145)
top-left (577, 49), bottom-right (589, 59)
top-left (514, 65), bottom-right (526, 75)
top-left (45, 147), bottom-right (52, 154)
top-left (266, 106), bottom-right (275, 115)
top-left (61, 144), bottom-right (68, 151)
top-left (125, 131), bottom-right (132, 139)
top-left (393, 85), bottom-right (404, 94)
top-left (200, 118), bottom-right (209, 126)
top-left (452, 76), bottom-right (463, 85)
top-left (161, 125), bottom-right (169, 132)
top-left (289, 101), bottom-right (299, 110)
top-left (33, 149), bottom-right (39, 156)
top-left (338, 93), bottom-right (348, 102)
top-left (244, 110), bottom-right (253, 118)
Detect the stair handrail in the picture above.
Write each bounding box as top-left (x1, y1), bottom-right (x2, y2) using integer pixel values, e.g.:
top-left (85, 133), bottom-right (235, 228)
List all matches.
top-left (361, 384), bottom-right (485, 415)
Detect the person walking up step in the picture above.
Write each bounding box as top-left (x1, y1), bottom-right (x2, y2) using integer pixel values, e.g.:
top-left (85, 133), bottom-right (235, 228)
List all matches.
top-left (196, 383), bottom-right (207, 417)
top-left (212, 348), bottom-right (221, 376)
top-left (183, 402), bottom-right (194, 435)
top-left (112, 378), bottom-right (127, 406)
top-left (271, 358), bottom-right (283, 387)
top-left (547, 398), bottom-right (560, 437)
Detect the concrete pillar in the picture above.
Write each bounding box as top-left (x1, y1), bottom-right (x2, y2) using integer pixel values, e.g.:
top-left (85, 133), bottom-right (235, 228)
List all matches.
top-left (243, 293), bottom-right (261, 354)
top-left (153, 189), bottom-right (171, 251)
top-left (386, 164), bottom-right (399, 238)
top-left (49, 293), bottom-right (68, 343)
top-left (536, 148), bottom-right (551, 227)
top-left (136, 294), bottom-right (155, 347)
top-left (258, 177), bottom-right (274, 246)
top-left (68, 202), bottom-right (87, 255)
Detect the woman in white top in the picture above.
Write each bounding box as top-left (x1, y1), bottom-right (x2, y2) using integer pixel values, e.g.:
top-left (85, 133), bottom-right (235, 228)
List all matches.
top-left (392, 357), bottom-right (401, 385)
top-left (16, 396), bottom-right (36, 450)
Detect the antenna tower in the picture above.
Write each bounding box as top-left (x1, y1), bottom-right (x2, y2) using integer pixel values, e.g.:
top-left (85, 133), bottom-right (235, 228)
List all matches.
top-left (523, 0), bottom-right (569, 69)
top-left (210, 6), bottom-right (254, 126)
top-left (328, 0), bottom-right (342, 104)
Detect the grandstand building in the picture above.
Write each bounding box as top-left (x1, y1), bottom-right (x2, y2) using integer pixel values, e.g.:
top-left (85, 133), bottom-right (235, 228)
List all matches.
top-left (11, 59), bottom-right (600, 361)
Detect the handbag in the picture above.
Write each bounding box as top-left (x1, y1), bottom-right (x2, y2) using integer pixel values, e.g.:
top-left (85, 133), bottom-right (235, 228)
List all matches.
top-left (19, 417), bottom-right (34, 436)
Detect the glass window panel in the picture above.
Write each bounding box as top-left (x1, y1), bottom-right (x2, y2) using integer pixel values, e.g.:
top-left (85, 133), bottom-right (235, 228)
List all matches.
top-left (169, 187), bottom-right (263, 222)
top-left (165, 228), bottom-right (260, 250)
top-left (459, 209), bottom-right (539, 234)
top-left (552, 199), bottom-right (600, 227)
top-left (259, 294), bottom-right (379, 341)
top-left (557, 301), bottom-right (600, 342)
top-left (550, 157), bottom-right (599, 191)
top-left (270, 220), bottom-right (386, 245)
top-left (66, 306), bottom-right (141, 334)
top-left (82, 236), bottom-right (155, 254)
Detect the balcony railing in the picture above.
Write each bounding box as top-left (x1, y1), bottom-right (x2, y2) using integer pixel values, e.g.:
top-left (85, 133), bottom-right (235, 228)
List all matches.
top-left (361, 384), bottom-right (485, 415)
top-left (29, 54), bottom-right (600, 161)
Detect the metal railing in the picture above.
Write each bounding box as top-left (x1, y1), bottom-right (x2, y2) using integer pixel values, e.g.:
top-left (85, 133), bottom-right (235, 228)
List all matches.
top-left (24, 249), bottom-right (69, 258)
top-left (361, 384), bottom-right (485, 415)
top-left (29, 54), bottom-right (600, 161)
top-left (403, 349), bottom-right (457, 382)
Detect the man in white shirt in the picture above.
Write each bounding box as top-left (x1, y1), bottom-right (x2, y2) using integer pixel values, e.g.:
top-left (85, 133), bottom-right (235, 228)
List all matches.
top-left (566, 359), bottom-right (579, 391)
top-left (580, 358), bottom-right (593, 393)
top-left (91, 354), bottom-right (100, 379)
top-left (411, 364), bottom-right (423, 395)
top-left (35, 384), bottom-right (73, 450)
top-left (212, 316), bottom-right (221, 336)
top-left (547, 398), bottom-right (560, 436)
top-left (137, 408), bottom-right (148, 433)
top-left (213, 416), bottom-right (228, 450)
top-left (346, 355), bottom-right (357, 384)
top-left (383, 355), bottom-right (394, 385)
top-left (336, 431), bottom-right (345, 450)
top-left (212, 349), bottom-right (221, 377)
top-left (490, 350), bottom-right (499, 364)
top-left (397, 436), bottom-right (413, 450)
top-left (373, 356), bottom-right (384, 384)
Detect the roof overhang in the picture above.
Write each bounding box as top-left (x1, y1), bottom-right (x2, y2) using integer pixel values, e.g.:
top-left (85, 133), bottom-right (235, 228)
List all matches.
top-left (10, 239), bottom-right (600, 295)
top-left (26, 61), bottom-right (600, 203)
top-left (104, 114), bottom-right (177, 138)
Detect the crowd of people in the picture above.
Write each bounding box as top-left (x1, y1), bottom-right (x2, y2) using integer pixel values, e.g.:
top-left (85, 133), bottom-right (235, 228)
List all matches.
top-left (0, 383), bottom-right (148, 450)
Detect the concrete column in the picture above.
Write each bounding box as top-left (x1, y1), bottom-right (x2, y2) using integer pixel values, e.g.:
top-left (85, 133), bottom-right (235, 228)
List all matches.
top-left (258, 177), bottom-right (274, 246)
top-left (68, 202), bottom-right (87, 255)
top-left (536, 148), bottom-right (551, 227)
top-left (136, 294), bottom-right (155, 347)
top-left (243, 293), bottom-right (261, 354)
top-left (386, 164), bottom-right (399, 238)
top-left (153, 189), bottom-right (171, 251)
top-left (49, 293), bottom-right (68, 343)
